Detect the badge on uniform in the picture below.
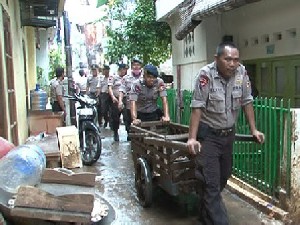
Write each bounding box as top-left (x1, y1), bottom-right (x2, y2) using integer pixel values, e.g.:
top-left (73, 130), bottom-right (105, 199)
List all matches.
top-left (159, 83), bottom-right (166, 91)
top-left (199, 73), bottom-right (209, 87)
top-left (134, 85), bottom-right (141, 93)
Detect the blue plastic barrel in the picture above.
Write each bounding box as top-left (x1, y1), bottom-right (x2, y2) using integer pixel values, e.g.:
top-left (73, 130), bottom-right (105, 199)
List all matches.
top-left (30, 84), bottom-right (47, 110)
top-left (0, 144), bottom-right (46, 193)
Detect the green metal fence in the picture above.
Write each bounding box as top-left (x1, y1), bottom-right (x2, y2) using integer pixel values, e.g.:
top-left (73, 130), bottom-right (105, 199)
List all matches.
top-left (233, 97), bottom-right (292, 196)
top-left (163, 89), bottom-right (292, 198)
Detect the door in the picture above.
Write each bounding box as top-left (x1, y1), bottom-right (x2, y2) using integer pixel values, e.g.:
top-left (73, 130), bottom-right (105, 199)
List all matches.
top-left (3, 8), bottom-right (18, 145)
top-left (290, 60), bottom-right (300, 107)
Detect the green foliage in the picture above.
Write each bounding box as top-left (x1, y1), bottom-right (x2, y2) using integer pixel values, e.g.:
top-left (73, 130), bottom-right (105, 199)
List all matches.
top-left (48, 46), bottom-right (65, 80)
top-left (105, 0), bottom-right (171, 66)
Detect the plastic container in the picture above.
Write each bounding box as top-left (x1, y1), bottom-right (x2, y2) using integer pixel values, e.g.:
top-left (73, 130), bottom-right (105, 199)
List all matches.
top-left (0, 144), bottom-right (46, 193)
top-left (30, 84), bottom-right (48, 111)
top-left (0, 137), bottom-right (15, 159)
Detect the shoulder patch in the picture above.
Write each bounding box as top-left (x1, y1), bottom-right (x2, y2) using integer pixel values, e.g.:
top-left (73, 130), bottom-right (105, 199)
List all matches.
top-left (199, 72), bottom-right (209, 87)
top-left (134, 84), bottom-right (141, 93)
top-left (159, 82), bottom-right (166, 92)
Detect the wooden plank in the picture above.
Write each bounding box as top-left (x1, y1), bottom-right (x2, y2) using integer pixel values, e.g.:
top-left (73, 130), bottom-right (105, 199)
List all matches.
top-left (144, 137), bottom-right (189, 152)
top-left (139, 121), bottom-right (164, 127)
top-left (164, 133), bottom-right (189, 140)
top-left (130, 126), bottom-right (165, 139)
top-left (10, 207), bottom-right (91, 223)
top-left (41, 169), bottom-right (96, 187)
top-left (170, 160), bottom-right (194, 170)
top-left (14, 186), bottom-right (94, 213)
top-left (172, 169), bottom-right (196, 183)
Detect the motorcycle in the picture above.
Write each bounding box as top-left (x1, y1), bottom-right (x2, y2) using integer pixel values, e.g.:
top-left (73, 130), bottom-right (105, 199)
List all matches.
top-left (67, 93), bottom-right (102, 165)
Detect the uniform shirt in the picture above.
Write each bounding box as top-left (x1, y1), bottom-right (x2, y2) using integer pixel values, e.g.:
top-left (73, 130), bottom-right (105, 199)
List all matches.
top-left (75, 76), bottom-right (87, 92)
top-left (191, 62), bottom-right (253, 129)
top-left (86, 75), bottom-right (99, 93)
top-left (108, 75), bottom-right (123, 98)
top-left (97, 75), bottom-right (109, 93)
top-left (119, 74), bottom-right (141, 109)
top-left (50, 79), bottom-right (65, 104)
top-left (129, 78), bottom-right (167, 113)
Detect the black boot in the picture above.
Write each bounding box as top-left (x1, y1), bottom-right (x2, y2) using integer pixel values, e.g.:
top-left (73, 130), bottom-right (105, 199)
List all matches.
top-left (114, 130), bottom-right (119, 141)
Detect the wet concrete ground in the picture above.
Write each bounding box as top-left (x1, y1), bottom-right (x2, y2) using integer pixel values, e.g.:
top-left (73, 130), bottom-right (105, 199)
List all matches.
top-left (79, 125), bottom-right (283, 225)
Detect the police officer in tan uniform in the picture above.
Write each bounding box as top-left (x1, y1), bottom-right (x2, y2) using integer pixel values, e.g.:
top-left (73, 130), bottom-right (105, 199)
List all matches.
top-left (130, 64), bottom-right (170, 125)
top-left (187, 42), bottom-right (265, 225)
top-left (118, 58), bottom-right (143, 141)
top-left (50, 67), bottom-right (65, 113)
top-left (86, 64), bottom-right (101, 125)
top-left (108, 63), bottom-right (128, 141)
top-left (97, 65), bottom-right (111, 128)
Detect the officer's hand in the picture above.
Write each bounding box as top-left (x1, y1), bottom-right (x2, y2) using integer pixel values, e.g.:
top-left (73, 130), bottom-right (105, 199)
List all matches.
top-left (161, 116), bottom-right (170, 123)
top-left (132, 119), bottom-right (141, 126)
top-left (187, 138), bottom-right (201, 155)
top-left (252, 130), bottom-right (265, 144)
top-left (118, 102), bottom-right (124, 111)
top-left (112, 96), bottom-right (118, 104)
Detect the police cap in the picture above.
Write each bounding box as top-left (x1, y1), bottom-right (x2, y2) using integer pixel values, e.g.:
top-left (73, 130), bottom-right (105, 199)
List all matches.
top-left (102, 65), bottom-right (110, 70)
top-left (91, 64), bottom-right (99, 70)
top-left (132, 58), bottom-right (142, 64)
top-left (144, 64), bottom-right (158, 77)
top-left (118, 63), bottom-right (127, 69)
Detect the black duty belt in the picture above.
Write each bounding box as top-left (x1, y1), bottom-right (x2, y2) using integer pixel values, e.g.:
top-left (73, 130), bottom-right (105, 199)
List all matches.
top-left (210, 127), bottom-right (234, 137)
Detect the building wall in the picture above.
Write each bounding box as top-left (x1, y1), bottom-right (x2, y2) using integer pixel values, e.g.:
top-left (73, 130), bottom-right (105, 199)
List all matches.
top-left (36, 29), bottom-right (50, 86)
top-left (26, 27), bottom-right (37, 91)
top-left (222, 0), bottom-right (300, 60)
top-left (169, 12), bottom-right (209, 90)
top-left (0, 0), bottom-right (36, 144)
top-left (166, 0), bottom-right (300, 91)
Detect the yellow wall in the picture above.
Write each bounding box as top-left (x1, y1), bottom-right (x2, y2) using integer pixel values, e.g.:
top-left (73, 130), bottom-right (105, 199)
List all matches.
top-left (26, 27), bottom-right (37, 91)
top-left (0, 0), bottom-right (37, 144)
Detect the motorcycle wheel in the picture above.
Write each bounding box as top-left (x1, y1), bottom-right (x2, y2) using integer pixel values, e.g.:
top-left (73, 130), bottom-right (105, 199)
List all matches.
top-left (80, 129), bottom-right (101, 166)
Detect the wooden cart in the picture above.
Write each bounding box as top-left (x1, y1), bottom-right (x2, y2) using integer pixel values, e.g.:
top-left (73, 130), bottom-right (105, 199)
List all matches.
top-left (130, 121), bottom-right (256, 208)
top-left (130, 121), bottom-right (195, 208)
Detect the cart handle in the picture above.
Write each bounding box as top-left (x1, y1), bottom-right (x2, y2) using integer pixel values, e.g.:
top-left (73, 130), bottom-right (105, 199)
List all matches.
top-left (235, 134), bottom-right (258, 142)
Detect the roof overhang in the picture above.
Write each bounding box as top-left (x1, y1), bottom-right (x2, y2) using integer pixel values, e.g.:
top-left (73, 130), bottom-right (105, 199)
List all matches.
top-left (191, 0), bottom-right (261, 21)
top-left (20, 0), bottom-right (65, 28)
top-left (155, 0), bottom-right (185, 22)
top-left (175, 0), bottom-right (261, 40)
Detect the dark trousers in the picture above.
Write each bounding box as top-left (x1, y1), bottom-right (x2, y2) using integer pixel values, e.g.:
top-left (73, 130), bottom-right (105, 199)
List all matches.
top-left (137, 108), bottom-right (163, 122)
top-left (100, 93), bottom-right (111, 124)
top-left (89, 92), bottom-right (102, 124)
top-left (110, 98), bottom-right (128, 132)
top-left (51, 101), bottom-right (63, 112)
top-left (125, 108), bottom-right (132, 133)
top-left (195, 123), bottom-right (235, 225)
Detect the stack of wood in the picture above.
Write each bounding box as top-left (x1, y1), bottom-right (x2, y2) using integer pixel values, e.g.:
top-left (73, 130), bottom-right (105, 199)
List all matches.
top-left (0, 169), bottom-right (100, 225)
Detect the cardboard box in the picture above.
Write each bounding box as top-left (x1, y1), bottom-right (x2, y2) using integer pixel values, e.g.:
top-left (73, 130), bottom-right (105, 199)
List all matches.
top-left (56, 126), bottom-right (82, 169)
top-left (28, 110), bottom-right (64, 135)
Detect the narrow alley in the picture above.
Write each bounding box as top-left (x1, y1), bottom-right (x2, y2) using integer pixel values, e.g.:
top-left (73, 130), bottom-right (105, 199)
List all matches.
top-left (77, 125), bottom-right (283, 225)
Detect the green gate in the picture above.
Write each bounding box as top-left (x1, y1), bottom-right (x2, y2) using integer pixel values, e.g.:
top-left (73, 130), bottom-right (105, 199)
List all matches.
top-left (164, 89), bottom-right (292, 198)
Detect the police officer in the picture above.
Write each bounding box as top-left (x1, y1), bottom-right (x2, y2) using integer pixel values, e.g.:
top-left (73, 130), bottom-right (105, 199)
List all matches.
top-left (118, 58), bottom-right (143, 141)
top-left (50, 67), bottom-right (65, 113)
top-left (86, 64), bottom-right (101, 126)
top-left (130, 64), bottom-right (170, 125)
top-left (187, 42), bottom-right (265, 225)
top-left (108, 63), bottom-right (128, 141)
top-left (97, 65), bottom-right (111, 128)
top-left (75, 69), bottom-right (87, 94)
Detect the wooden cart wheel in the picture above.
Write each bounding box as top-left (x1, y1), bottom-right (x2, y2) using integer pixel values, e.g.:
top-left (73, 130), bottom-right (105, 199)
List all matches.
top-left (135, 157), bottom-right (153, 208)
